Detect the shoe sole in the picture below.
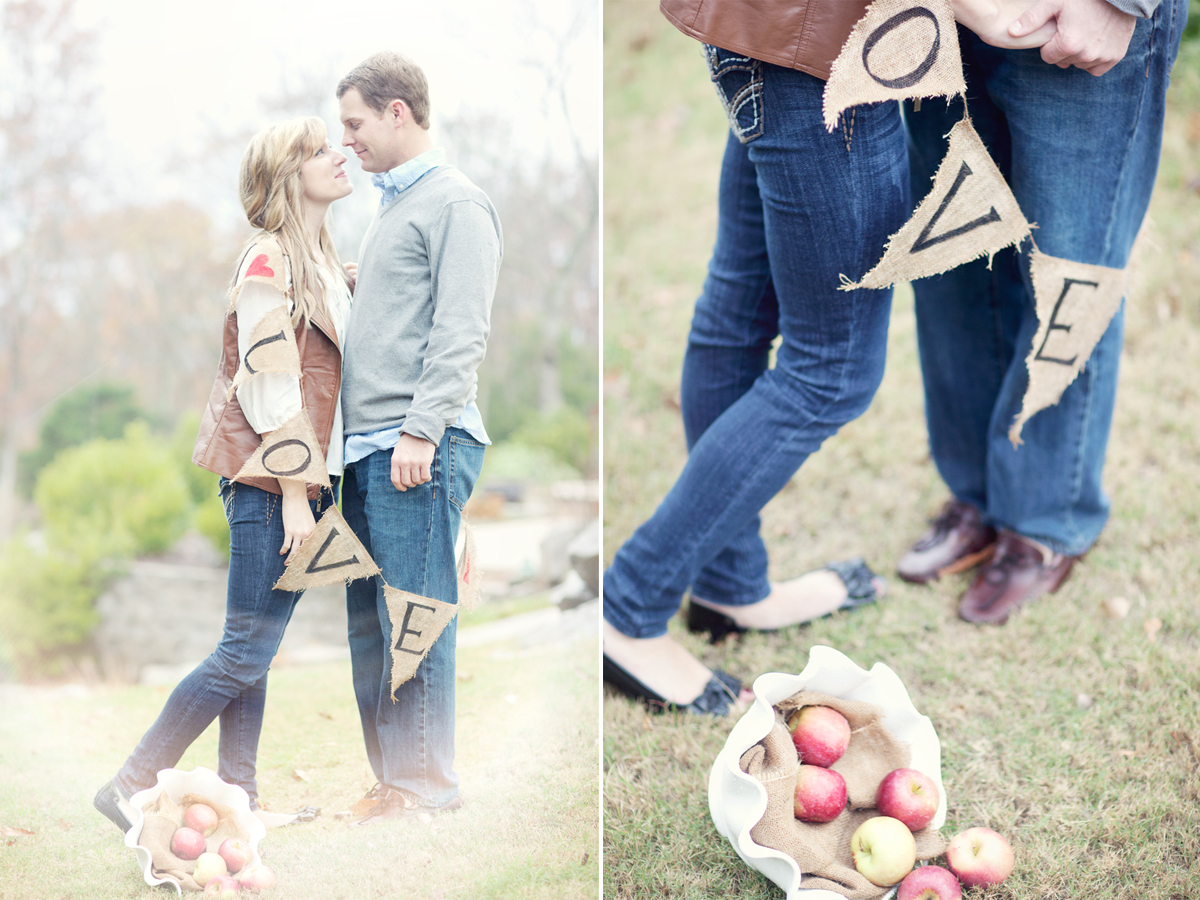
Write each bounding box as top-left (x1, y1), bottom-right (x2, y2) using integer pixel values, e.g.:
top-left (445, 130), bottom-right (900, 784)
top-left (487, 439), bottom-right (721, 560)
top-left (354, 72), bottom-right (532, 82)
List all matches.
top-left (898, 543), bottom-right (995, 584)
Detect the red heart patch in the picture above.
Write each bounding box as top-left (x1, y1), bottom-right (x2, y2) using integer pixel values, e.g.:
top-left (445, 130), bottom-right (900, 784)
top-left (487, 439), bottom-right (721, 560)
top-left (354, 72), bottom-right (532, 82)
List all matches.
top-left (246, 254), bottom-right (275, 279)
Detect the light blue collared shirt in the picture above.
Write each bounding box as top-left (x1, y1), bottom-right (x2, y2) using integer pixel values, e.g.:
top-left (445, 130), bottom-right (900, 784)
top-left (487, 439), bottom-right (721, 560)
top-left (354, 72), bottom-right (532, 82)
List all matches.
top-left (345, 147), bottom-right (490, 466)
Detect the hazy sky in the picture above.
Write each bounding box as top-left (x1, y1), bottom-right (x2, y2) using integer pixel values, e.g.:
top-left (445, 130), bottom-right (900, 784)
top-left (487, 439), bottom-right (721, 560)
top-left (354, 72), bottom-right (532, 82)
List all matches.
top-left (72, 0), bottom-right (599, 218)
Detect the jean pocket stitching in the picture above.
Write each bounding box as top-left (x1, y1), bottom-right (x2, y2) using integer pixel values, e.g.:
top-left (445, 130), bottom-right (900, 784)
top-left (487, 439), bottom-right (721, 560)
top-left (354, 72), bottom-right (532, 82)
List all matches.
top-left (706, 46), bottom-right (764, 144)
top-left (222, 482), bottom-right (236, 524)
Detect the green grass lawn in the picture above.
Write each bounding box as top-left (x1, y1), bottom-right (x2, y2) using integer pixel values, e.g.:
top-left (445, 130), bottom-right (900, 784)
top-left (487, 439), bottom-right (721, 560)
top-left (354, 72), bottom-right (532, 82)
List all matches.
top-left (603, 5), bottom-right (1200, 899)
top-left (0, 625), bottom-right (599, 899)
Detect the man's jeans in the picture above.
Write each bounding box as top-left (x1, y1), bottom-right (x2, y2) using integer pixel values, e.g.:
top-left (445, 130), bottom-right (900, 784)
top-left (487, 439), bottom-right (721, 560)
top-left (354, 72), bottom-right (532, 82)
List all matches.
top-left (114, 478), bottom-right (337, 807)
top-left (604, 56), bottom-right (910, 639)
top-left (905, 1), bottom-right (1185, 555)
top-left (342, 427), bottom-right (484, 807)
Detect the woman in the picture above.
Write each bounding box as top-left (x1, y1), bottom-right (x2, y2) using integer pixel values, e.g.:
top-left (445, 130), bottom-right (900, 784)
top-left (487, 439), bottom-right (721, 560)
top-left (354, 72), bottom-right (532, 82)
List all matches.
top-left (603, 0), bottom-right (1055, 715)
top-left (93, 116), bottom-right (354, 830)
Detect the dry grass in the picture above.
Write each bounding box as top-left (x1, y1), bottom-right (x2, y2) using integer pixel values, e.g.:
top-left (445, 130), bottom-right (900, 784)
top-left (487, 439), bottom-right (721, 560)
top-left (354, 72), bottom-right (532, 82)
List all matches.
top-left (0, 631), bottom-right (599, 900)
top-left (603, 5), bottom-right (1200, 899)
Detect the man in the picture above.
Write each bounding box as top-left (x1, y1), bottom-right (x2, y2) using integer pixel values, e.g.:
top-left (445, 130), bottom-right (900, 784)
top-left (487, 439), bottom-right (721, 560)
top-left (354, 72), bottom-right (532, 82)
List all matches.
top-left (336, 51), bottom-right (502, 823)
top-left (898, 0), bottom-right (1185, 622)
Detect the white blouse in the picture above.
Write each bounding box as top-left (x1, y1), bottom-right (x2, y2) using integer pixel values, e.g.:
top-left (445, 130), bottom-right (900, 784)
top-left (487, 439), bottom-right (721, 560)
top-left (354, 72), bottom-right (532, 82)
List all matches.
top-left (233, 251), bottom-right (350, 476)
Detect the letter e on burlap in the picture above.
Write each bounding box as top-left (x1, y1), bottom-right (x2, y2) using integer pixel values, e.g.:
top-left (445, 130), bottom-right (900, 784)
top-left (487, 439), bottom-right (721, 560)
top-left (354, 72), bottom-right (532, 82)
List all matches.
top-left (227, 305), bottom-right (301, 399)
top-left (385, 587), bottom-right (457, 696)
top-left (273, 503), bottom-right (380, 591)
top-left (233, 409), bottom-right (331, 489)
top-left (842, 117), bottom-right (1030, 290)
top-left (1008, 250), bottom-right (1128, 445)
top-left (823, 0), bottom-right (965, 131)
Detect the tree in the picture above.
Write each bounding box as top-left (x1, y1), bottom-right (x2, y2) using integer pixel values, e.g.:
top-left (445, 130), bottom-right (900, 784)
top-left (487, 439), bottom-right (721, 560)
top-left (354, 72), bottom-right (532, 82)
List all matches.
top-left (0, 0), bottom-right (99, 536)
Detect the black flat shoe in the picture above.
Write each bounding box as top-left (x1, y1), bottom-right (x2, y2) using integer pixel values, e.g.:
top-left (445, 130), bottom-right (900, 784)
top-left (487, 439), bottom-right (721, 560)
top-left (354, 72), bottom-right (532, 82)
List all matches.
top-left (603, 654), bottom-right (741, 716)
top-left (686, 557), bottom-right (883, 643)
top-left (93, 780), bottom-right (134, 834)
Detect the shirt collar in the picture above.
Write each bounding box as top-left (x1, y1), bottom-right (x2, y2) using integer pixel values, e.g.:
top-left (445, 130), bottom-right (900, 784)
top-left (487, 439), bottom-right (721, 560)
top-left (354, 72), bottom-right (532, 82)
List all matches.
top-left (371, 147), bottom-right (446, 207)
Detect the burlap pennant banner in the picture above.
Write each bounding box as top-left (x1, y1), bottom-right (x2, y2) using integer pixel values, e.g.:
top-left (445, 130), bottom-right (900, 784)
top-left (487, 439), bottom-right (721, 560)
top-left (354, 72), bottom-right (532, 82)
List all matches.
top-left (229, 242), bottom-right (289, 307)
top-left (823, 0), bottom-right (965, 132)
top-left (226, 304), bottom-right (301, 399)
top-left (385, 587), bottom-right (458, 695)
top-left (273, 502), bottom-right (381, 591)
top-left (456, 520), bottom-right (481, 612)
top-left (1008, 249), bottom-right (1128, 445)
top-left (842, 117), bottom-right (1030, 290)
top-left (233, 409), bottom-right (331, 489)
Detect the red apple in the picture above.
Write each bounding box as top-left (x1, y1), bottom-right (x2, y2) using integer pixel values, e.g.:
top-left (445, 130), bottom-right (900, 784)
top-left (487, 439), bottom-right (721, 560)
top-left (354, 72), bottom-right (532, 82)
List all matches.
top-left (876, 767), bottom-right (940, 832)
top-left (184, 802), bottom-right (220, 836)
top-left (237, 863), bottom-right (276, 890)
top-left (850, 816), bottom-right (917, 887)
top-left (897, 865), bottom-right (962, 900)
top-left (787, 705), bottom-right (851, 767)
top-left (945, 826), bottom-right (1014, 888)
top-left (793, 764), bottom-right (847, 823)
top-left (170, 825), bottom-right (207, 861)
top-left (193, 851), bottom-right (228, 887)
top-left (204, 874), bottom-right (241, 897)
top-left (218, 836), bottom-right (251, 874)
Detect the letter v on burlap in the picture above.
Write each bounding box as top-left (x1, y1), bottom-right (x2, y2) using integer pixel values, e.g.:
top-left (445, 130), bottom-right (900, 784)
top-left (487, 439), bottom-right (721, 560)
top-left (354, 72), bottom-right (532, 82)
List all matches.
top-left (823, 0), bottom-right (965, 132)
top-left (1008, 249), bottom-right (1128, 445)
top-left (227, 304), bottom-right (301, 400)
top-left (841, 117), bottom-right (1030, 290)
top-left (385, 587), bottom-right (458, 696)
top-left (739, 691), bottom-right (946, 900)
top-left (273, 502), bottom-right (380, 591)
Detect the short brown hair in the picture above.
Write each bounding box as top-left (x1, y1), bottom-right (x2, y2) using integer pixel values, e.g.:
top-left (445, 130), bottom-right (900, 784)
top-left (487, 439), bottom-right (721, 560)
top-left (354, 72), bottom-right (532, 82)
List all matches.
top-left (337, 51), bottom-right (430, 128)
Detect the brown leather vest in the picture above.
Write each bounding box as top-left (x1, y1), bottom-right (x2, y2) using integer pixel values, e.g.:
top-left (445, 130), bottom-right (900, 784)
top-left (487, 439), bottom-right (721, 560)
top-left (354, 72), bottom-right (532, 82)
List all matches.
top-left (660, 0), bottom-right (872, 80)
top-left (192, 283), bottom-right (341, 500)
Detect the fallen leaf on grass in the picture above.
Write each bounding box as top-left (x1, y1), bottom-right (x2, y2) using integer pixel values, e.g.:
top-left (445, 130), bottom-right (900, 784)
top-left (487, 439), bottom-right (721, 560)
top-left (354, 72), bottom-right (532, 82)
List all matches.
top-left (57, 819), bottom-right (71, 831)
top-left (292, 769), bottom-right (310, 783)
top-left (1, 826), bottom-right (33, 836)
top-left (581, 852), bottom-right (590, 865)
top-left (1143, 617), bottom-right (1163, 641)
top-left (1117, 749), bottom-right (1137, 758)
top-left (316, 711), bottom-right (333, 720)
top-left (1102, 596), bottom-right (1130, 619)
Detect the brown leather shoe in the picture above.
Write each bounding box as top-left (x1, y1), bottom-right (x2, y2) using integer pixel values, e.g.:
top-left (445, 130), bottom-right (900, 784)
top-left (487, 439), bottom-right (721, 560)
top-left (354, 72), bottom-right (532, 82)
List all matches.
top-left (898, 500), bottom-right (996, 584)
top-left (958, 531), bottom-right (1078, 624)
top-left (351, 785), bottom-right (463, 826)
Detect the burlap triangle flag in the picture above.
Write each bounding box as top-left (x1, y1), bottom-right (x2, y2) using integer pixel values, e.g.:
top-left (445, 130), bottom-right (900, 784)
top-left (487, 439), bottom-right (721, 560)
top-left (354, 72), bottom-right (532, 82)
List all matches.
top-left (233, 409), bottom-right (331, 489)
top-left (273, 502), bottom-right (381, 591)
top-left (1008, 249), bottom-right (1128, 445)
top-left (385, 587), bottom-right (458, 696)
top-left (823, 0), bottom-right (965, 132)
top-left (842, 117), bottom-right (1030, 290)
top-left (456, 519), bottom-right (481, 612)
top-left (226, 305), bottom-right (301, 399)
top-left (229, 240), bottom-right (289, 307)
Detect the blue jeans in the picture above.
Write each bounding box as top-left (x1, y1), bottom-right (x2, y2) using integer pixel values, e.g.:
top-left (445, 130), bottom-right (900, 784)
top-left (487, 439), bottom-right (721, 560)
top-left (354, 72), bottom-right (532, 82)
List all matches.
top-left (905, 2), bottom-right (1185, 555)
top-left (341, 427), bottom-right (484, 807)
top-left (604, 55), bottom-right (910, 639)
top-left (114, 478), bottom-right (338, 807)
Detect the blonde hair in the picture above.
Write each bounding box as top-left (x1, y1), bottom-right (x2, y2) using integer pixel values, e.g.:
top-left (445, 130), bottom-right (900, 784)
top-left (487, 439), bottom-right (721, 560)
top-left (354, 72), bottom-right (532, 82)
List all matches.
top-left (337, 51), bottom-right (430, 128)
top-left (235, 116), bottom-right (344, 328)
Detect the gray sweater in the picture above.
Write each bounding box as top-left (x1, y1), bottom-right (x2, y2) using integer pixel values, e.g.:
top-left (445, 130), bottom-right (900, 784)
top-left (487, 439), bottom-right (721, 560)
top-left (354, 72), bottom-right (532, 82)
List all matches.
top-left (341, 165), bottom-right (502, 446)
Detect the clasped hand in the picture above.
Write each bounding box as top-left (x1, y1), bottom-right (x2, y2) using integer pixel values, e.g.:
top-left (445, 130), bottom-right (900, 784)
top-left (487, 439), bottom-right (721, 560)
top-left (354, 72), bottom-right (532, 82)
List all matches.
top-left (953, 0), bottom-right (1136, 76)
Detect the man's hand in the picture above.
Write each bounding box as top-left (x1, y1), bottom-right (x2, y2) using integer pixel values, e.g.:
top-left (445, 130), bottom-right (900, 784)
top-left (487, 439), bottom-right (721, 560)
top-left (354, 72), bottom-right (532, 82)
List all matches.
top-left (1009, 0), bottom-right (1136, 75)
top-left (391, 433), bottom-right (436, 492)
top-left (953, 0), bottom-right (1059, 49)
top-left (344, 262), bottom-right (358, 292)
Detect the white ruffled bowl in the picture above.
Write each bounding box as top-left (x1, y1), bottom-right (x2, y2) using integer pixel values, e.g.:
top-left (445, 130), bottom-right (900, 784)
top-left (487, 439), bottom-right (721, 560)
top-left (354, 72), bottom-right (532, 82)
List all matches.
top-left (125, 766), bottom-right (267, 894)
top-left (707, 645), bottom-right (946, 900)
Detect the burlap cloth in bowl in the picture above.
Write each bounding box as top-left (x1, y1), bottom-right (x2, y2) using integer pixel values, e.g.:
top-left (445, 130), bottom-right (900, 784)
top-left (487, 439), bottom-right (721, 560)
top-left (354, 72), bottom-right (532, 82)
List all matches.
top-left (125, 767), bottom-right (266, 893)
top-left (708, 646), bottom-right (947, 900)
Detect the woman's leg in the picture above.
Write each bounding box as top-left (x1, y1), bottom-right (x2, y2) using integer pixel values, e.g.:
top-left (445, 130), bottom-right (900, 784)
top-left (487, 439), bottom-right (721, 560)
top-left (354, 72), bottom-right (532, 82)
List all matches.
top-left (603, 59), bottom-right (908, 696)
top-left (112, 480), bottom-right (312, 804)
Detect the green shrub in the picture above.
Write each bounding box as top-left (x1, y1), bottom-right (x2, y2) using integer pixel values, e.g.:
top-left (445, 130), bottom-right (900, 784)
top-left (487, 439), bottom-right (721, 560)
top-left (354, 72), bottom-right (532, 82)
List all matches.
top-left (511, 405), bottom-right (593, 475)
top-left (36, 421), bottom-right (190, 558)
top-left (17, 382), bottom-right (145, 498)
top-left (194, 483), bottom-right (231, 561)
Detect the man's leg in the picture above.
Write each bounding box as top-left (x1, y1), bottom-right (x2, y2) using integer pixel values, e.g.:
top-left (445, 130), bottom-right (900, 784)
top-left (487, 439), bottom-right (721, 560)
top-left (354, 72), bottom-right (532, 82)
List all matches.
top-left (346, 429), bottom-right (484, 810)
